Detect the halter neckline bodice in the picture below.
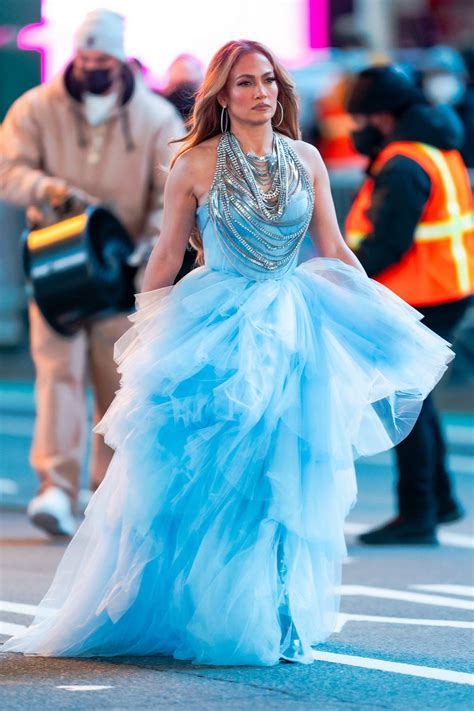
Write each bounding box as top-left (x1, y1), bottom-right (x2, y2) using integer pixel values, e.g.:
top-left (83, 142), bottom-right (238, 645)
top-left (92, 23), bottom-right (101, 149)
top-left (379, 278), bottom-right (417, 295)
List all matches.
top-left (200, 132), bottom-right (314, 280)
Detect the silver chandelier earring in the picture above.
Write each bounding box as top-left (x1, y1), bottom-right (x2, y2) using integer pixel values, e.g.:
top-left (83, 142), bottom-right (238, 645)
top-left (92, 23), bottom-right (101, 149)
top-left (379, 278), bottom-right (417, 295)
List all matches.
top-left (274, 100), bottom-right (284, 127)
top-left (220, 106), bottom-right (229, 133)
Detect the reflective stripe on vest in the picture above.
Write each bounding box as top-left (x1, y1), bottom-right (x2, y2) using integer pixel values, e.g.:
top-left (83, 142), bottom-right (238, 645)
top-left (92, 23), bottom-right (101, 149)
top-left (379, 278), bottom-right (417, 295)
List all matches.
top-left (413, 144), bottom-right (472, 293)
top-left (345, 141), bottom-right (474, 306)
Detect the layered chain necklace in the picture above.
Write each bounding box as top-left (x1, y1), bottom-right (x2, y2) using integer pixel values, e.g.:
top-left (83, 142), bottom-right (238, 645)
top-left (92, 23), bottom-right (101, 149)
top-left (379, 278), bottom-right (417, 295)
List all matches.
top-left (215, 131), bottom-right (300, 221)
top-left (245, 144), bottom-right (279, 208)
top-left (207, 131), bottom-right (314, 278)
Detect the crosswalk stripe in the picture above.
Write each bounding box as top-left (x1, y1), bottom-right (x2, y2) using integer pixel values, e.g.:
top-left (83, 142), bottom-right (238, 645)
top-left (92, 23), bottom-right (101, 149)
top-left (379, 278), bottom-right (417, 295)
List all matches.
top-left (0, 600), bottom-right (41, 616)
top-left (335, 613), bottom-right (474, 633)
top-left (359, 452), bottom-right (473, 474)
top-left (1, 601), bottom-right (472, 685)
top-left (411, 584), bottom-right (474, 598)
top-left (338, 585), bottom-right (474, 610)
top-left (57, 685), bottom-right (114, 691)
top-left (0, 621), bottom-right (26, 636)
top-left (446, 424), bottom-right (474, 447)
top-left (311, 651), bottom-right (474, 685)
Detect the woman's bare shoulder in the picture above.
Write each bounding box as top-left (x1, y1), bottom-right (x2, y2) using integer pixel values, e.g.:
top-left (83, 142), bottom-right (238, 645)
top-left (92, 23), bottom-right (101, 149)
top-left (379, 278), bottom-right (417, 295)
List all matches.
top-left (281, 135), bottom-right (327, 180)
top-left (285, 136), bottom-right (322, 163)
top-left (171, 136), bottom-right (222, 203)
top-left (178, 136), bottom-right (220, 166)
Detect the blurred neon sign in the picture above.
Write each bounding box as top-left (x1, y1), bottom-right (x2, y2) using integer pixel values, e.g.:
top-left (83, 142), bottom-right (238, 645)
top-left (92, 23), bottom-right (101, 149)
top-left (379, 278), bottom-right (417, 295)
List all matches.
top-left (17, 0), bottom-right (328, 81)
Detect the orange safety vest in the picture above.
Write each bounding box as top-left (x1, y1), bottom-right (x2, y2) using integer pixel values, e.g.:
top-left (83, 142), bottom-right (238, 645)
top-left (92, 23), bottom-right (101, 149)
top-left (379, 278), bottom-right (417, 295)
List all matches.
top-left (345, 141), bottom-right (474, 307)
top-left (317, 78), bottom-right (367, 170)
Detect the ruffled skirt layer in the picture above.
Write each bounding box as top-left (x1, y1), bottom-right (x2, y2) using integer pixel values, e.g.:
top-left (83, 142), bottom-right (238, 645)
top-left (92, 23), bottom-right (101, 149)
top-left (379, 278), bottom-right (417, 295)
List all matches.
top-left (4, 259), bottom-right (453, 665)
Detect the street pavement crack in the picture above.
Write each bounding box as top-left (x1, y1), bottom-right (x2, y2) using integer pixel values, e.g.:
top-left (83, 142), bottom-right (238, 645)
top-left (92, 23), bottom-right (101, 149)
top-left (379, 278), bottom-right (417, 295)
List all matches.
top-left (145, 666), bottom-right (303, 700)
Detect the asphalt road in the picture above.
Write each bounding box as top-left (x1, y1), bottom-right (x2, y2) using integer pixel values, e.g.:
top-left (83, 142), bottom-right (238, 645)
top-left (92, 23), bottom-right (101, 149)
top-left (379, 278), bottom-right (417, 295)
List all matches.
top-left (0, 381), bottom-right (473, 710)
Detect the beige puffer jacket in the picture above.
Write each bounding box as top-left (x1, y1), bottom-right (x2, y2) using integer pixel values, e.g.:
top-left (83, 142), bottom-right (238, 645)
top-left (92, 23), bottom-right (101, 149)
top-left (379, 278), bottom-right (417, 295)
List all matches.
top-left (0, 64), bottom-right (185, 243)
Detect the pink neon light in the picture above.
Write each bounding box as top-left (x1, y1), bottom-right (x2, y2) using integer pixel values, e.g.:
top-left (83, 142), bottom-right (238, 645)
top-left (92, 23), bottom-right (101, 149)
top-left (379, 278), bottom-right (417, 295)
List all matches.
top-left (17, 21), bottom-right (47, 81)
top-left (14, 1), bottom-right (326, 85)
top-left (308, 0), bottom-right (328, 49)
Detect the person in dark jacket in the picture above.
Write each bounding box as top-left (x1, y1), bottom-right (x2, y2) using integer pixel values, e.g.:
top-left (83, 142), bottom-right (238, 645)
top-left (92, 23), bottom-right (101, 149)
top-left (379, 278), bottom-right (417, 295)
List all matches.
top-left (420, 45), bottom-right (474, 168)
top-left (345, 65), bottom-right (473, 545)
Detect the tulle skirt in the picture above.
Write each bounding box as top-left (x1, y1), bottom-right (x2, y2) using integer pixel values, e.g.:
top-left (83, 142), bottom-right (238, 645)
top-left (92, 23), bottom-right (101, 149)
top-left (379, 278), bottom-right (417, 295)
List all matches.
top-left (3, 258), bottom-right (453, 665)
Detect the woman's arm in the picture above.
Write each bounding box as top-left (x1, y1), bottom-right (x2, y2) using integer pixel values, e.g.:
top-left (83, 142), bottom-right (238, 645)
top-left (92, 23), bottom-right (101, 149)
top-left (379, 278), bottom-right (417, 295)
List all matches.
top-left (141, 153), bottom-right (198, 292)
top-left (301, 143), bottom-right (366, 274)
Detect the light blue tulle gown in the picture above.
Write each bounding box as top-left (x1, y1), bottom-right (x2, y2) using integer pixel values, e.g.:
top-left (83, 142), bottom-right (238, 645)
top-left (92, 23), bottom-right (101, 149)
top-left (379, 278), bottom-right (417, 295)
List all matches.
top-left (4, 134), bottom-right (453, 666)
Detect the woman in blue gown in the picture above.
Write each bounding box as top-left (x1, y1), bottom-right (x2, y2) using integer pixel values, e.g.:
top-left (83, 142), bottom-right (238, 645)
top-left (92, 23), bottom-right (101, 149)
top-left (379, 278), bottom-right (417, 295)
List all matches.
top-left (3, 40), bottom-right (453, 665)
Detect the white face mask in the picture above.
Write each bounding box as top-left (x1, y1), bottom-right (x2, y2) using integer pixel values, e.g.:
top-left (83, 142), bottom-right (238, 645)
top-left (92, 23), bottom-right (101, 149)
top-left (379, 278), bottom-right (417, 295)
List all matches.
top-left (83, 91), bottom-right (119, 126)
top-left (423, 74), bottom-right (465, 106)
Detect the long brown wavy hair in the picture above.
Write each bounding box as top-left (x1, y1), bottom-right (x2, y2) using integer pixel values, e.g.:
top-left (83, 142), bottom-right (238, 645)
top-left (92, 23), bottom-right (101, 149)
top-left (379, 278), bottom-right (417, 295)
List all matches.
top-left (171, 39), bottom-right (301, 262)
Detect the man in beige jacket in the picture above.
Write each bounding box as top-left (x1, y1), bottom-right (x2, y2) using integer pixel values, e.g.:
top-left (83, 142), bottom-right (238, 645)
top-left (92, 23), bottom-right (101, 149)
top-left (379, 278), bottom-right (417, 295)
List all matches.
top-left (0, 10), bottom-right (184, 536)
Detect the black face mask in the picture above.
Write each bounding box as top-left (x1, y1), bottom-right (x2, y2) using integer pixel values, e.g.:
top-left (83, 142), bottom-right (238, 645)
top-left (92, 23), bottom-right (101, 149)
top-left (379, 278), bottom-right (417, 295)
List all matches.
top-left (350, 125), bottom-right (385, 157)
top-left (82, 68), bottom-right (114, 95)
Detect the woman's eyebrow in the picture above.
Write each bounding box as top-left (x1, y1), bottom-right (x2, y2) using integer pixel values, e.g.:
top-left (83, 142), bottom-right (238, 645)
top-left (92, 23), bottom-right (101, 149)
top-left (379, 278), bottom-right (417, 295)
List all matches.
top-left (234, 71), bottom-right (274, 80)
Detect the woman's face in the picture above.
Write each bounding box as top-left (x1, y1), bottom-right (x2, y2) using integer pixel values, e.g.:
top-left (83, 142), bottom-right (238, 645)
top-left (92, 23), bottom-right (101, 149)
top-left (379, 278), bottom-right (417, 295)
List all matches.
top-left (221, 52), bottom-right (279, 128)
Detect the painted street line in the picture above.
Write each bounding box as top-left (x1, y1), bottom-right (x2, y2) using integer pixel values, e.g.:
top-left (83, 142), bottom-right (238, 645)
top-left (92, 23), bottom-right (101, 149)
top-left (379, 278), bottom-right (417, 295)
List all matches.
top-left (3, 602), bottom-right (471, 640)
top-left (2, 616), bottom-right (472, 686)
top-left (344, 522), bottom-right (474, 549)
top-left (446, 424), bottom-right (474, 447)
top-left (1, 606), bottom-right (471, 686)
top-left (411, 584), bottom-right (474, 598)
top-left (0, 416), bottom-right (35, 438)
top-left (360, 452), bottom-right (473, 474)
top-left (0, 478), bottom-right (19, 495)
top-left (338, 585), bottom-right (474, 610)
top-left (0, 621), bottom-right (26, 636)
top-left (437, 531), bottom-right (474, 549)
top-left (0, 600), bottom-right (42, 616)
top-left (57, 686), bottom-right (114, 691)
top-left (311, 650), bottom-right (474, 686)
top-left (334, 612), bottom-right (474, 633)
top-left (448, 455), bottom-right (474, 475)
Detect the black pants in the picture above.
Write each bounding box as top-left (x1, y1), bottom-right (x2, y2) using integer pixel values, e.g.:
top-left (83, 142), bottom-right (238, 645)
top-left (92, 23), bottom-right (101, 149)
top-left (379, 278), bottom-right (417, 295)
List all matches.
top-left (395, 297), bottom-right (471, 529)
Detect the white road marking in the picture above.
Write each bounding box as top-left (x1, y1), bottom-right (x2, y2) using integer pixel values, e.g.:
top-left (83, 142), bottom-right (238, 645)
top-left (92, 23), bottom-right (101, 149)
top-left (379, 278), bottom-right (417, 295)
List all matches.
top-left (57, 686), bottom-right (113, 691)
top-left (345, 522), bottom-right (474, 549)
top-left (0, 479), bottom-right (19, 495)
top-left (338, 585), bottom-right (474, 610)
top-left (311, 650), bottom-right (474, 685)
top-left (4, 602), bottom-right (471, 638)
top-left (411, 584), bottom-right (474, 598)
top-left (0, 413), bottom-right (92, 439)
top-left (0, 415), bottom-right (35, 438)
top-left (0, 600), bottom-right (50, 616)
top-left (334, 613), bottom-right (474, 633)
top-left (437, 531), bottom-right (474, 549)
top-left (0, 621), bottom-right (26, 636)
top-left (1, 603), bottom-right (472, 686)
top-left (360, 452), bottom-right (473, 474)
top-left (1, 414), bottom-right (474, 454)
top-left (446, 424), bottom-right (474, 447)
top-left (448, 455), bottom-right (474, 475)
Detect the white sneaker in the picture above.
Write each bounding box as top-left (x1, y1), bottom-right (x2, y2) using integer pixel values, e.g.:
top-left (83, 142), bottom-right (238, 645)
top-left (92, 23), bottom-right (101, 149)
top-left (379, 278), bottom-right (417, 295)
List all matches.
top-left (27, 487), bottom-right (77, 537)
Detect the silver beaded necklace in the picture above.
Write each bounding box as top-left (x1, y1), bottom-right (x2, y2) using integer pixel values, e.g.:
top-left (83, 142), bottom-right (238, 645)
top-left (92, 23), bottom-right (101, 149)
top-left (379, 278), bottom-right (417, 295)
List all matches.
top-left (245, 149), bottom-right (278, 205)
top-left (220, 132), bottom-right (292, 221)
top-left (207, 131), bottom-right (314, 277)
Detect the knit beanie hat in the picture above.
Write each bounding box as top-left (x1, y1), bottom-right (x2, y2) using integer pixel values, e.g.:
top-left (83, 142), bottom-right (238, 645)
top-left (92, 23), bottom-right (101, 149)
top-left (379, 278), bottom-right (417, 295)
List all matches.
top-left (346, 65), bottom-right (423, 114)
top-left (74, 9), bottom-right (126, 61)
